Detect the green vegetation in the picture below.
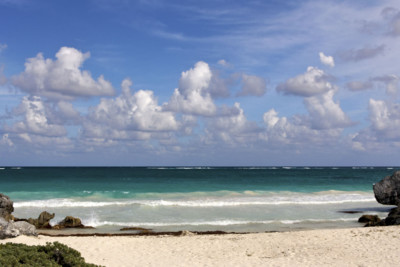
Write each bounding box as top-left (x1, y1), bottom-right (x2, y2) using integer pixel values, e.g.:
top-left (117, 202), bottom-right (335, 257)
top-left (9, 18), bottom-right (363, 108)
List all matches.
top-left (0, 242), bottom-right (102, 267)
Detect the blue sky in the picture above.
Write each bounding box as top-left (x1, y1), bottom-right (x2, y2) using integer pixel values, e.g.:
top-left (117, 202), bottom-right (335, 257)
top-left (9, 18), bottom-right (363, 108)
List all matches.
top-left (1, 0), bottom-right (400, 166)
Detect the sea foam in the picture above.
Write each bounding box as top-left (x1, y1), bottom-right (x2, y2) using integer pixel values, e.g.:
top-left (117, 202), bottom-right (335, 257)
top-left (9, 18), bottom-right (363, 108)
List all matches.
top-left (13, 191), bottom-right (375, 208)
top-left (83, 218), bottom-right (358, 228)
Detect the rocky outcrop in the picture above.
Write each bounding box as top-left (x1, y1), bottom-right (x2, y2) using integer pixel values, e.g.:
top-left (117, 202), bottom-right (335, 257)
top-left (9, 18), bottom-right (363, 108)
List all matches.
top-left (0, 194), bottom-right (14, 221)
top-left (359, 171), bottom-right (400, 227)
top-left (0, 218), bottom-right (37, 239)
top-left (0, 193), bottom-right (37, 239)
top-left (373, 171), bottom-right (400, 205)
top-left (52, 216), bottom-right (92, 229)
top-left (58, 216), bottom-right (84, 228)
top-left (385, 206), bottom-right (400, 225)
top-left (358, 215), bottom-right (382, 226)
top-left (0, 193), bottom-right (91, 238)
top-left (38, 211), bottom-right (55, 228)
top-left (359, 208), bottom-right (400, 227)
top-left (21, 211), bottom-right (55, 229)
top-left (17, 212), bottom-right (91, 230)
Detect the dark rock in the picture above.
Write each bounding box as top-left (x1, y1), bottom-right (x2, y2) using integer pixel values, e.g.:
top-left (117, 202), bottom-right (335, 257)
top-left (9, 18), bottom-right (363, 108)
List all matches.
top-left (387, 206), bottom-right (400, 217)
top-left (359, 208), bottom-right (400, 227)
top-left (384, 207), bottom-right (400, 226)
top-left (0, 194), bottom-right (14, 221)
top-left (358, 214), bottom-right (381, 224)
top-left (373, 170), bottom-right (400, 205)
top-left (358, 214), bottom-right (385, 226)
top-left (57, 216), bottom-right (84, 228)
top-left (37, 211), bottom-right (54, 228)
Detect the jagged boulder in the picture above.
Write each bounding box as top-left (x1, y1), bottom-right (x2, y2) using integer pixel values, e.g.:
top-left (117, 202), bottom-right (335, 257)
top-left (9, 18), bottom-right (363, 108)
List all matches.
top-left (373, 171), bottom-right (400, 205)
top-left (0, 194), bottom-right (14, 221)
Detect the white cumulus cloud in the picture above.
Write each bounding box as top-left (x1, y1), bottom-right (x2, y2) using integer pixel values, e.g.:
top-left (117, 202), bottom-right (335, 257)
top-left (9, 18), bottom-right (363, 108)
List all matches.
top-left (276, 66), bottom-right (334, 97)
top-left (203, 103), bottom-right (260, 145)
top-left (261, 108), bottom-right (343, 146)
top-left (276, 66), bottom-right (352, 130)
top-left (12, 47), bottom-right (115, 100)
top-left (85, 79), bottom-right (179, 138)
top-left (368, 99), bottom-right (400, 139)
top-left (319, 52), bottom-right (335, 67)
top-left (7, 96), bottom-right (67, 137)
top-left (304, 90), bottom-right (353, 129)
top-left (166, 61), bottom-right (217, 116)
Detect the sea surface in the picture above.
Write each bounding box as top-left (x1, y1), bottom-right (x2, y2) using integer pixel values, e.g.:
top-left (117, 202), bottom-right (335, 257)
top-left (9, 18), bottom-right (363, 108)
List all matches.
top-left (0, 166), bottom-right (397, 233)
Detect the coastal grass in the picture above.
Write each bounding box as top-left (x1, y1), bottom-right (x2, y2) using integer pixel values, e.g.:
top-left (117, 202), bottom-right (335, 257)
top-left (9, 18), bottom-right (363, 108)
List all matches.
top-left (0, 241), bottom-right (102, 266)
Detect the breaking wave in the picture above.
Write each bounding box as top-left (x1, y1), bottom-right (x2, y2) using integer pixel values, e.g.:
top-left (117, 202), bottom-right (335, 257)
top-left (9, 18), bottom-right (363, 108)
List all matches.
top-left (14, 190), bottom-right (375, 208)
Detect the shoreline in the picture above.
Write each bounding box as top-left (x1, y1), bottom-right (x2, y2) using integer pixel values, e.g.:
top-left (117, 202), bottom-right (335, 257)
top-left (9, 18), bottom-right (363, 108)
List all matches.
top-left (2, 225), bottom-right (399, 266)
top-left (35, 224), bottom-right (363, 237)
top-left (34, 219), bottom-right (370, 237)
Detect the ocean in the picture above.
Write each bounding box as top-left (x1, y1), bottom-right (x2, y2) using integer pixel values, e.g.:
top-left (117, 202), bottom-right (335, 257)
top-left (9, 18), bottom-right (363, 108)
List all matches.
top-left (0, 166), bottom-right (396, 233)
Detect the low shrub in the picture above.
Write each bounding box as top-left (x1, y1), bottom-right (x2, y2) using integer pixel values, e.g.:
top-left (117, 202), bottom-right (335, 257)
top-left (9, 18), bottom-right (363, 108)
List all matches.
top-left (0, 242), bottom-right (101, 266)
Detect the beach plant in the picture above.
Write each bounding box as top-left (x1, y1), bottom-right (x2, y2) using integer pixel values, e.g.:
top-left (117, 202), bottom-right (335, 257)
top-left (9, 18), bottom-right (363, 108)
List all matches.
top-left (0, 242), bottom-right (102, 266)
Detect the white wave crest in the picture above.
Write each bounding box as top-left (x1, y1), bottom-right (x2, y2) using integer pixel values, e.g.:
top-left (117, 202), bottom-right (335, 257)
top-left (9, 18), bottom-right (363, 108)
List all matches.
top-left (13, 192), bottom-right (375, 208)
top-left (85, 218), bottom-right (357, 228)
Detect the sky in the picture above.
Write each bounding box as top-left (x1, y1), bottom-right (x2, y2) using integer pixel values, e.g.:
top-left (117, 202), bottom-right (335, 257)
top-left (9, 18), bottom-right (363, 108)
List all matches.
top-left (1, 0), bottom-right (400, 166)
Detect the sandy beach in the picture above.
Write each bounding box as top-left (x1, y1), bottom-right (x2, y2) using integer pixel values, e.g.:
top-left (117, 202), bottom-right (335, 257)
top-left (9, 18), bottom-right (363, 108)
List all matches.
top-left (1, 226), bottom-right (399, 266)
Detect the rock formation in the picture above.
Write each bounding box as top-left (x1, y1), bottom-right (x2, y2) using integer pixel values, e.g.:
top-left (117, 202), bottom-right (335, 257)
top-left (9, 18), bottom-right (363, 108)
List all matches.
top-left (373, 170), bottom-right (400, 205)
top-left (16, 211), bottom-right (55, 229)
top-left (0, 193), bottom-right (14, 221)
top-left (0, 193), bottom-right (91, 238)
top-left (55, 216), bottom-right (84, 229)
top-left (17, 212), bottom-right (91, 230)
top-left (0, 193), bottom-right (37, 239)
top-left (385, 206), bottom-right (400, 225)
top-left (358, 215), bottom-right (381, 226)
top-left (359, 170), bottom-right (400, 227)
top-left (0, 218), bottom-right (36, 239)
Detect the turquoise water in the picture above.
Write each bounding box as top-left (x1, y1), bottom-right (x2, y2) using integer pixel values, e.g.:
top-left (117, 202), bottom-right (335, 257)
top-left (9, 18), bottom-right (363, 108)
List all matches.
top-left (0, 166), bottom-right (396, 232)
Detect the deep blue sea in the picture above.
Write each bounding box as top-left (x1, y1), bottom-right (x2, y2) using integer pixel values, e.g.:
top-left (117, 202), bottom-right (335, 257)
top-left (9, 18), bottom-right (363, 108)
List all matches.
top-left (0, 166), bottom-right (397, 232)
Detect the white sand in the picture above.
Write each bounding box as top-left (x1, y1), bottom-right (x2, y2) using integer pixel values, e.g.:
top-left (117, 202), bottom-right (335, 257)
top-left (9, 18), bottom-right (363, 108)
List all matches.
top-left (1, 226), bottom-right (400, 266)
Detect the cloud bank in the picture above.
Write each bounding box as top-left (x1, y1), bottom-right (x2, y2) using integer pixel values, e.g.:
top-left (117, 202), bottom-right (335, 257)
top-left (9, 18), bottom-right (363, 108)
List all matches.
top-left (1, 0), bottom-right (400, 166)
